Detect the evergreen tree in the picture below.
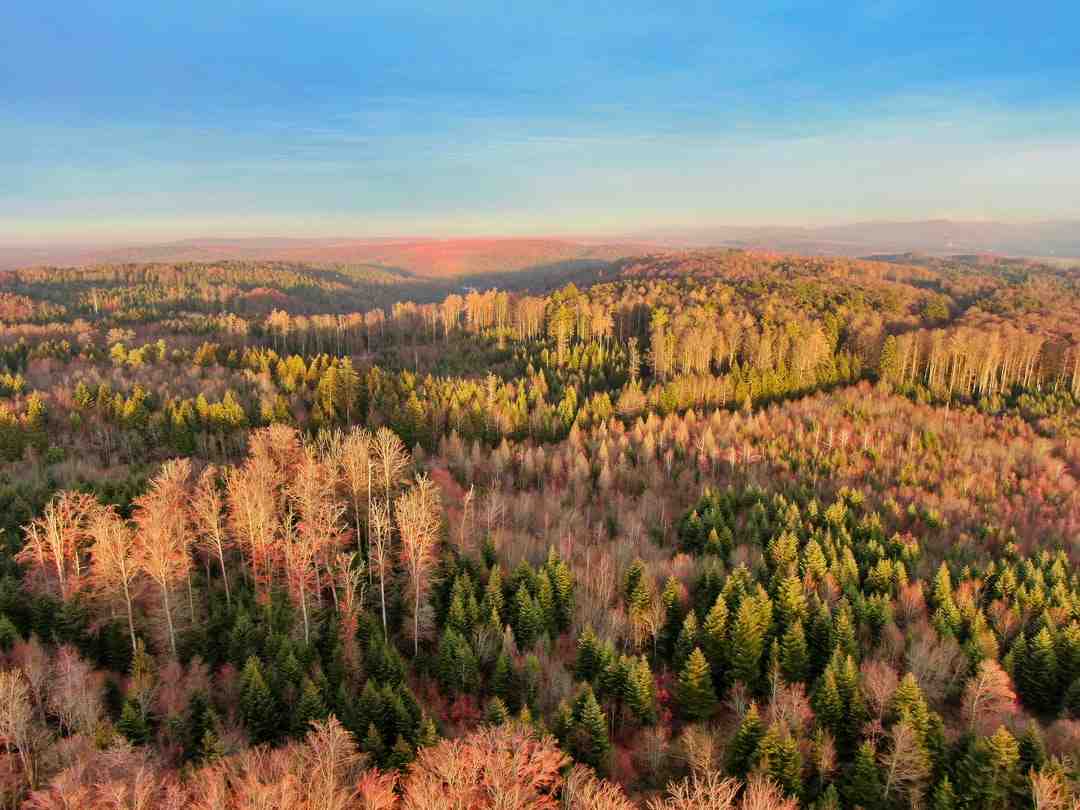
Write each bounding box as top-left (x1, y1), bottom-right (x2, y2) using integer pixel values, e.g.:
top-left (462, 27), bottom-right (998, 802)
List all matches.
top-left (572, 685), bottom-right (611, 770)
top-left (511, 584), bottom-right (543, 650)
top-left (726, 703), bottom-right (764, 778)
top-left (239, 656), bottom-right (278, 745)
top-left (780, 620), bottom-right (809, 683)
top-left (930, 776), bottom-right (957, 810)
top-left (673, 611), bottom-right (700, 674)
top-left (677, 648), bottom-right (718, 722)
top-left (293, 677), bottom-right (328, 736)
top-left (760, 724), bottom-right (803, 799)
top-left (843, 741), bottom-right (883, 809)
top-left (485, 696), bottom-right (510, 725)
top-left (731, 593), bottom-right (771, 691)
top-left (623, 655), bottom-right (657, 725)
top-left (117, 699), bottom-right (150, 746)
top-left (1025, 627), bottom-right (1060, 713)
top-left (701, 594), bottom-right (729, 687)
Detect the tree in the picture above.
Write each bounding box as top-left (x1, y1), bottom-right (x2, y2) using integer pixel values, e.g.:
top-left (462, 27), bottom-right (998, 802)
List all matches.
top-left (572, 685), bottom-right (611, 770)
top-left (396, 474), bottom-right (442, 656)
top-left (87, 504), bottom-right (140, 654)
top-left (239, 656), bottom-right (277, 745)
top-left (677, 648), bottom-right (718, 722)
top-left (961, 659), bottom-right (1017, 734)
top-left (337, 427), bottom-right (373, 563)
top-left (843, 741), bottom-right (883, 809)
top-left (0, 668), bottom-right (39, 791)
top-left (134, 459), bottom-right (192, 658)
top-left (190, 464), bottom-right (232, 606)
top-left (16, 491), bottom-right (97, 601)
top-left (726, 703), bottom-right (764, 778)
top-left (880, 717), bottom-right (930, 807)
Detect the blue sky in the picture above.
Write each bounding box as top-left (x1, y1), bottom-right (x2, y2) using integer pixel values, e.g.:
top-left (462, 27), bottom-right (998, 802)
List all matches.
top-left (3, 1), bottom-right (1079, 242)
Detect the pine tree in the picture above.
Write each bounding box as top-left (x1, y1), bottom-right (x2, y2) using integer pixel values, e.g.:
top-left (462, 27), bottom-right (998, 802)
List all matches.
top-left (0, 614), bottom-right (19, 651)
top-left (512, 584), bottom-right (543, 650)
top-left (677, 648), bottom-right (718, 722)
top-left (575, 626), bottom-right (604, 682)
top-left (1017, 720), bottom-right (1046, 774)
top-left (780, 620), bottom-right (809, 683)
top-left (984, 726), bottom-right (1021, 809)
top-left (492, 652), bottom-right (520, 712)
top-left (761, 724), bottom-right (803, 799)
top-left (239, 656), bottom-right (278, 745)
top-left (362, 722), bottom-right (385, 760)
top-left (730, 590), bottom-right (772, 692)
top-left (387, 734), bottom-right (414, 770)
top-left (673, 612), bottom-right (700, 674)
top-left (486, 696), bottom-right (510, 725)
top-left (843, 741), bottom-right (883, 809)
top-left (624, 656), bottom-right (657, 725)
top-left (726, 703), bottom-right (764, 778)
top-left (701, 594), bottom-right (729, 687)
top-left (774, 574), bottom-right (807, 631)
top-left (548, 556), bottom-right (574, 633)
top-left (1025, 627), bottom-right (1060, 713)
top-left (930, 776), bottom-right (957, 810)
top-left (117, 698), bottom-right (150, 745)
top-left (572, 685), bottom-right (611, 770)
top-left (293, 677), bottom-right (328, 736)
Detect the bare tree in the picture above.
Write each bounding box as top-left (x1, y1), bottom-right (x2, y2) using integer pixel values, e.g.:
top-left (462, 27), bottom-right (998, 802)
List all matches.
top-left (134, 460), bottom-right (193, 658)
top-left (190, 465), bottom-right (232, 607)
top-left (396, 474), bottom-right (442, 656)
top-left (88, 505), bottom-right (141, 654)
top-left (335, 427), bottom-right (373, 564)
top-left (880, 718), bottom-right (930, 807)
top-left (369, 501), bottom-right (394, 636)
top-left (16, 491), bottom-right (97, 601)
top-left (961, 659), bottom-right (1017, 734)
top-left (0, 668), bottom-right (40, 792)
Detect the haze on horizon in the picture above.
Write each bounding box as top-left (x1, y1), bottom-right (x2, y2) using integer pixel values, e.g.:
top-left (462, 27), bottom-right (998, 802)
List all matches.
top-left (4, 1), bottom-right (1080, 244)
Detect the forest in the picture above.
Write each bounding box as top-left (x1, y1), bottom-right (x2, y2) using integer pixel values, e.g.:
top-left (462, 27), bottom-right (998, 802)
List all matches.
top-left (0, 248), bottom-right (1077, 809)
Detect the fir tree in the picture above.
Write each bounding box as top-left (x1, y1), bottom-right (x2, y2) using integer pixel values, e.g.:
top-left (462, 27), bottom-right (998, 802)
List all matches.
top-left (572, 685), bottom-right (611, 770)
top-left (677, 648), bottom-right (718, 722)
top-left (760, 724), bottom-right (803, 799)
top-left (239, 656), bottom-right (278, 745)
top-left (780, 620), bottom-right (809, 683)
top-left (930, 776), bottom-right (957, 810)
top-left (117, 699), bottom-right (150, 746)
top-left (623, 656), bottom-right (657, 725)
top-left (701, 594), bottom-right (729, 687)
top-left (673, 611), bottom-right (700, 674)
top-left (293, 677), bottom-right (328, 736)
top-left (843, 741), bottom-right (883, 809)
top-left (726, 703), bottom-right (764, 778)
top-left (731, 594), bottom-right (770, 691)
top-left (486, 696), bottom-right (510, 725)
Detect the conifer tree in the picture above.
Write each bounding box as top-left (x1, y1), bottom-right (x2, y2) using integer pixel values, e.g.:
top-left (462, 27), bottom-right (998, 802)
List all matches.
top-left (486, 696), bottom-right (510, 725)
top-left (780, 620), bottom-right (809, 683)
top-left (623, 656), bottom-right (657, 725)
top-left (572, 685), bottom-right (611, 770)
top-left (673, 611), bottom-right (700, 674)
top-left (726, 703), bottom-right (764, 778)
top-left (930, 776), bottom-right (957, 810)
top-left (239, 656), bottom-right (278, 745)
top-left (677, 648), bottom-right (718, 722)
top-left (117, 699), bottom-right (150, 746)
top-left (731, 593), bottom-right (771, 691)
top-left (843, 741), bottom-right (883, 809)
top-left (760, 724), bottom-right (803, 799)
top-left (701, 594), bottom-right (729, 687)
top-left (1025, 627), bottom-right (1059, 713)
top-left (294, 677), bottom-right (328, 736)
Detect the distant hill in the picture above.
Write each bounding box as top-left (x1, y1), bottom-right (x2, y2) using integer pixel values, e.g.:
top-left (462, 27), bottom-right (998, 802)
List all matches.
top-left (641, 219), bottom-right (1080, 259)
top-left (0, 237), bottom-right (650, 277)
